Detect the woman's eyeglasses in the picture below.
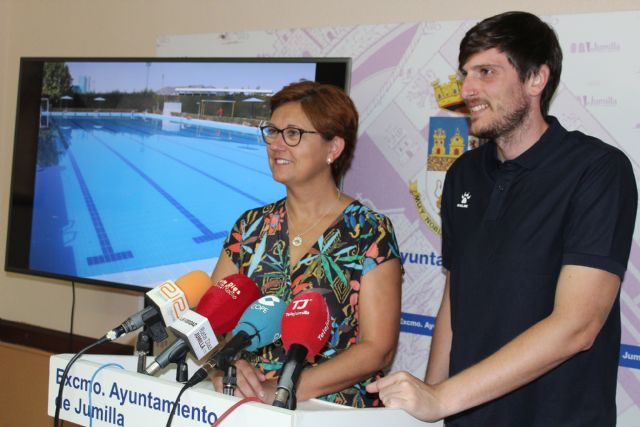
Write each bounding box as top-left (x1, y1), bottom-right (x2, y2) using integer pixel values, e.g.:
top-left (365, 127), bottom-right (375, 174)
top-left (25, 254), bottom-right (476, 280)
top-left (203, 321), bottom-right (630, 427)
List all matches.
top-left (259, 125), bottom-right (322, 147)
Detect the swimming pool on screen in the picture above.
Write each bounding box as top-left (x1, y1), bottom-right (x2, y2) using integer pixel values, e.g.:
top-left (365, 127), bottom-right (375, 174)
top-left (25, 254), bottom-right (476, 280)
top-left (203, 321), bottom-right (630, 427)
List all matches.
top-left (30, 112), bottom-right (285, 288)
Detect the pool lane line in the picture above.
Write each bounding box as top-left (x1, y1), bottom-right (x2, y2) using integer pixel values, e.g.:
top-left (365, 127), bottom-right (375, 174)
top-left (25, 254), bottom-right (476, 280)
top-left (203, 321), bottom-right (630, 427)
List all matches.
top-left (134, 142), bottom-right (268, 206)
top-left (53, 121), bottom-right (134, 266)
top-left (93, 137), bottom-right (227, 244)
top-left (84, 117), bottom-right (268, 206)
top-left (96, 117), bottom-right (272, 177)
top-left (69, 118), bottom-right (228, 244)
top-left (64, 145), bottom-right (135, 266)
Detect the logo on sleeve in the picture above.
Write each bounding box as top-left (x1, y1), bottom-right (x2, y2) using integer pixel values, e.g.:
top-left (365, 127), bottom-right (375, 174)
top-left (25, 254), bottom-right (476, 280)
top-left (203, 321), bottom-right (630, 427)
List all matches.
top-left (456, 192), bottom-right (471, 208)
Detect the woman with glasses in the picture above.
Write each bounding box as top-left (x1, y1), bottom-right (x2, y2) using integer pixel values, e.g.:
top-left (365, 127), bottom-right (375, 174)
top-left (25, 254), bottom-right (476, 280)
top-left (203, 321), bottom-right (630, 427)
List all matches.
top-left (210, 80), bottom-right (402, 408)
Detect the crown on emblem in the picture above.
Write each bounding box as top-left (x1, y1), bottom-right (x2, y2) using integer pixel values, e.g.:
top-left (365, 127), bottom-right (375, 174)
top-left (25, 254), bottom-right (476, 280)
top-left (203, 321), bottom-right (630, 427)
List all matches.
top-left (431, 75), bottom-right (468, 114)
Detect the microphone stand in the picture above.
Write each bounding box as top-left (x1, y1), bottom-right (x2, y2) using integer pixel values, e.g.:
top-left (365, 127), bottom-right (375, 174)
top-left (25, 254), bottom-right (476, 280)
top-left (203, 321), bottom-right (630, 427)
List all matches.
top-left (273, 388), bottom-right (297, 409)
top-left (287, 390), bottom-right (297, 410)
top-left (273, 345), bottom-right (308, 410)
top-left (222, 365), bottom-right (237, 396)
top-left (175, 353), bottom-right (188, 383)
top-left (135, 330), bottom-right (152, 374)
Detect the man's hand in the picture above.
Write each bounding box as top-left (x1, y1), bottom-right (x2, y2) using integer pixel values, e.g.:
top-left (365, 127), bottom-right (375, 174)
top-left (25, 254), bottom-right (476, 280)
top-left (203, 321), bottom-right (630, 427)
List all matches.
top-left (366, 371), bottom-right (446, 422)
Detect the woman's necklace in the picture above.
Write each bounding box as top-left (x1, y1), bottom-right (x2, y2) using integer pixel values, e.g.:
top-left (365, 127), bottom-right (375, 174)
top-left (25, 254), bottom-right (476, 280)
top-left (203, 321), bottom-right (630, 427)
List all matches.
top-left (286, 189), bottom-right (342, 247)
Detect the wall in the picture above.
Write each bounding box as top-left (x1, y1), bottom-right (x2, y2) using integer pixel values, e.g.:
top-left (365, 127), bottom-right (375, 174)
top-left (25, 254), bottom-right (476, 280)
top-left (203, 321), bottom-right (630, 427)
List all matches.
top-left (1, 0), bottom-right (638, 343)
top-left (0, 342), bottom-right (82, 427)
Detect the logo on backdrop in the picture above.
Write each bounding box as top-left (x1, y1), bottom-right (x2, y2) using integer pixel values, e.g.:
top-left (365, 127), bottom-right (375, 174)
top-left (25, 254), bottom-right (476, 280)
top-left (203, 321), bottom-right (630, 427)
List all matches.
top-left (569, 41), bottom-right (621, 54)
top-left (409, 115), bottom-right (480, 234)
top-left (577, 95), bottom-right (618, 107)
top-left (408, 76), bottom-right (483, 235)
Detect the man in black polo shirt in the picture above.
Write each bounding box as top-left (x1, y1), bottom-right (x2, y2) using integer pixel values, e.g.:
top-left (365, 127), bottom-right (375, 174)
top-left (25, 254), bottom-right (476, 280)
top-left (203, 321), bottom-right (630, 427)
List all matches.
top-left (367, 11), bottom-right (637, 426)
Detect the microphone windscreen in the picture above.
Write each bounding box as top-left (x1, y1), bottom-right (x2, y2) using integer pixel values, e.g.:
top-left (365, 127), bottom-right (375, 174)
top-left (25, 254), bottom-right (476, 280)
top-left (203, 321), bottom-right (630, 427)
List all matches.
top-left (195, 274), bottom-right (261, 335)
top-left (174, 270), bottom-right (213, 307)
top-left (281, 291), bottom-right (331, 361)
top-left (233, 295), bottom-right (287, 351)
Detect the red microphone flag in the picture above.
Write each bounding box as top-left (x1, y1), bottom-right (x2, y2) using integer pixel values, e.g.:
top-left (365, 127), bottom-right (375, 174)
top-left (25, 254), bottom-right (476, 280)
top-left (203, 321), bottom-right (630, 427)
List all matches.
top-left (281, 291), bottom-right (331, 361)
top-left (195, 273), bottom-right (261, 335)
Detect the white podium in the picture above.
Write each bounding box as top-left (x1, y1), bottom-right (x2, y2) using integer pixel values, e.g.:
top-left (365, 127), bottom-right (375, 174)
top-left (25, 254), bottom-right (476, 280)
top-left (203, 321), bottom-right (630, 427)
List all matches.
top-left (48, 354), bottom-right (434, 426)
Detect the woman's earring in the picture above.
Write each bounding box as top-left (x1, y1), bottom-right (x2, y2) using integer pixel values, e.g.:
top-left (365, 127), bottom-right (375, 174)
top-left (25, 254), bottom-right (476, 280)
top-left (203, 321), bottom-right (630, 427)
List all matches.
top-left (327, 157), bottom-right (333, 165)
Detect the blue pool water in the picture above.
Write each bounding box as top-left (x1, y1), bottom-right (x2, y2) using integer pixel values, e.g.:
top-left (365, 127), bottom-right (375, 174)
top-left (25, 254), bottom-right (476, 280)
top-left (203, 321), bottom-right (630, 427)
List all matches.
top-left (30, 114), bottom-right (285, 288)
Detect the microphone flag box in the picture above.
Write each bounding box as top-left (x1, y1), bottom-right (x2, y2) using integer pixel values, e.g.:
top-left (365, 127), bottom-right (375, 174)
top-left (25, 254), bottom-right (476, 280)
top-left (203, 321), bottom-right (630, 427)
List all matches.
top-left (146, 279), bottom-right (189, 326)
top-left (170, 310), bottom-right (218, 360)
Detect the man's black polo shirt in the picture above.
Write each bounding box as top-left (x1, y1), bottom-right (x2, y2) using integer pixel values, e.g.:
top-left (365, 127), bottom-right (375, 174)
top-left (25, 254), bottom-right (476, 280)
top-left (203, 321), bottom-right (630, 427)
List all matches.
top-left (441, 116), bottom-right (637, 426)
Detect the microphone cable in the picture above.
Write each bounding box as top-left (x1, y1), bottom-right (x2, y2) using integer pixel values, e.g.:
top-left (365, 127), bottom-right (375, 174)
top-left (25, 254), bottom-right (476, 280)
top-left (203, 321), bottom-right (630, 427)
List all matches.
top-left (184, 329), bottom-right (260, 388)
top-left (60, 279), bottom-right (77, 427)
top-left (69, 281), bottom-right (76, 352)
top-left (166, 330), bottom-right (261, 427)
top-left (86, 363), bottom-right (124, 427)
top-left (168, 392), bottom-right (261, 427)
top-left (212, 397), bottom-right (261, 426)
top-left (165, 381), bottom-right (192, 427)
top-left (53, 335), bottom-right (109, 427)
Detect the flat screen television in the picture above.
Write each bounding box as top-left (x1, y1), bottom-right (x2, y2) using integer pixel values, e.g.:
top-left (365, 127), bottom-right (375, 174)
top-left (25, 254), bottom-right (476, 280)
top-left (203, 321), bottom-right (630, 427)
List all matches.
top-left (6, 57), bottom-right (351, 291)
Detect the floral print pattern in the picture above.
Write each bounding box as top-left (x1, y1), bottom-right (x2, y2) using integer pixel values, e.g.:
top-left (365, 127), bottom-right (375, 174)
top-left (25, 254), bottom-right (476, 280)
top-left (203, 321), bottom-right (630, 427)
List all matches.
top-left (224, 198), bottom-right (401, 407)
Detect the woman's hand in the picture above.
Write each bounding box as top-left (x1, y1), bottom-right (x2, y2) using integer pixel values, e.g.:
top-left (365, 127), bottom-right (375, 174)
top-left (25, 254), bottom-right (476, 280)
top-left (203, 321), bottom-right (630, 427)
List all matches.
top-left (257, 378), bottom-right (278, 404)
top-left (233, 359), bottom-right (266, 399)
top-left (210, 368), bottom-right (224, 393)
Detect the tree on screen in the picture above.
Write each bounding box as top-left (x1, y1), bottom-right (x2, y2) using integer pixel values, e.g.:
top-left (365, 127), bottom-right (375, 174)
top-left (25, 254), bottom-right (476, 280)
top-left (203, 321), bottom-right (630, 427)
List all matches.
top-left (42, 62), bottom-right (73, 102)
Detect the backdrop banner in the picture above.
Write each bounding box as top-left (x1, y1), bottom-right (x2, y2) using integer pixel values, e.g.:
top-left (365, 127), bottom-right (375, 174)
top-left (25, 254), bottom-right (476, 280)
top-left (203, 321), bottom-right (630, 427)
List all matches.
top-left (158, 11), bottom-right (640, 424)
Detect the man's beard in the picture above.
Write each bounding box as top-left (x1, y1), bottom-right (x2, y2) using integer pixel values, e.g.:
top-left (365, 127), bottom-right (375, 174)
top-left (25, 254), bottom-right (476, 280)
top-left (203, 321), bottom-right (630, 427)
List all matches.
top-left (469, 95), bottom-right (529, 140)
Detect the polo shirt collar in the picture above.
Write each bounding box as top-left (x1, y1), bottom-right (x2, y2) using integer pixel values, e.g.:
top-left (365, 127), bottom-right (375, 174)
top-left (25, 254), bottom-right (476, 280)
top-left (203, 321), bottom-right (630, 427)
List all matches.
top-left (484, 116), bottom-right (567, 172)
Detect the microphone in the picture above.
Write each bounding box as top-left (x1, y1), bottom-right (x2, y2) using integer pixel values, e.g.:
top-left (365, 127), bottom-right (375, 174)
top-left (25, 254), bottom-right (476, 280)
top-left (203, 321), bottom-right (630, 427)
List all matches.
top-left (105, 270), bottom-right (211, 342)
top-left (272, 291), bottom-right (331, 409)
top-left (144, 274), bottom-right (261, 375)
top-left (185, 294), bottom-right (287, 388)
